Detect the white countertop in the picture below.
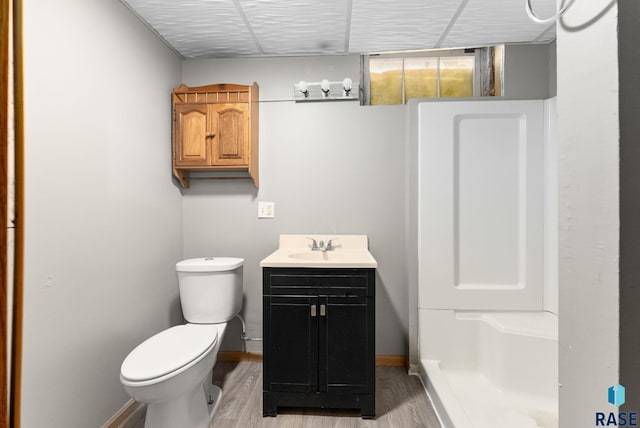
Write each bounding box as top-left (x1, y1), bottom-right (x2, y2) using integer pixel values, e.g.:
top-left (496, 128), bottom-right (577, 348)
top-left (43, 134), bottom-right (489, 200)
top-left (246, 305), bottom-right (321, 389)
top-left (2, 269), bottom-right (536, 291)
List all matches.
top-left (260, 234), bottom-right (378, 268)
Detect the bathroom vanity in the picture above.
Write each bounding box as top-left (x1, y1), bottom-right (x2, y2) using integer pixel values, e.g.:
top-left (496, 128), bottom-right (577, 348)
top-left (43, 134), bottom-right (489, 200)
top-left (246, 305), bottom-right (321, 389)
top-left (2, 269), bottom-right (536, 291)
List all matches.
top-left (260, 235), bottom-right (377, 419)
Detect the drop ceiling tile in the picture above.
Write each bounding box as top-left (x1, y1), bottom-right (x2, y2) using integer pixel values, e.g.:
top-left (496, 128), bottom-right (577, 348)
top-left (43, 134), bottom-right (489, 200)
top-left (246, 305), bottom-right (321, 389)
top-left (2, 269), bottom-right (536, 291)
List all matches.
top-left (443, 0), bottom-right (556, 47)
top-left (240, 0), bottom-right (348, 55)
top-left (349, 0), bottom-right (464, 53)
top-left (122, 0), bottom-right (260, 58)
top-left (121, 0), bottom-right (557, 58)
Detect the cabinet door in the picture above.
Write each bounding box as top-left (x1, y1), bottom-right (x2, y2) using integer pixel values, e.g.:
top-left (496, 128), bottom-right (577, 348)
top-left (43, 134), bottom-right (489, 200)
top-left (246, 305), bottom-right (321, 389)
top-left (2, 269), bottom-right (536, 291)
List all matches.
top-left (174, 104), bottom-right (212, 166)
top-left (320, 295), bottom-right (374, 394)
top-left (210, 103), bottom-right (249, 166)
top-left (264, 295), bottom-right (318, 393)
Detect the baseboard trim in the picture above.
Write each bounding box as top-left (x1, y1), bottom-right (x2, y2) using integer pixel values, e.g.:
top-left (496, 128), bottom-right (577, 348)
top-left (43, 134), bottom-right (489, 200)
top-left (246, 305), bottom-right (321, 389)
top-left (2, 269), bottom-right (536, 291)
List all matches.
top-left (219, 351), bottom-right (407, 368)
top-left (102, 399), bottom-right (142, 428)
top-left (376, 355), bottom-right (408, 367)
top-left (218, 350), bottom-right (263, 362)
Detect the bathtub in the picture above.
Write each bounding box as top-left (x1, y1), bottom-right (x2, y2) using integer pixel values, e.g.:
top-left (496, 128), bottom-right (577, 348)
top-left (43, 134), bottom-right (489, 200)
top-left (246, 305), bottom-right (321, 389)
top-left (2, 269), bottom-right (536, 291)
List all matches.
top-left (417, 309), bottom-right (558, 428)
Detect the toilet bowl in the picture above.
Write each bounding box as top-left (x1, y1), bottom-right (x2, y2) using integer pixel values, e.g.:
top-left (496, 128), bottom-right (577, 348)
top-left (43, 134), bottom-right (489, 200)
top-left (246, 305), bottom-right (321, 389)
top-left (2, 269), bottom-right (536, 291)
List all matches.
top-left (120, 257), bottom-right (244, 428)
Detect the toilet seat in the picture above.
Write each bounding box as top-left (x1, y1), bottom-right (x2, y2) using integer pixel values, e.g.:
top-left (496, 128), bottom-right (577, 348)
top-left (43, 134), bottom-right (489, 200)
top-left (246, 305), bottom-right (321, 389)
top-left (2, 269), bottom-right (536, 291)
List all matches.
top-left (121, 324), bottom-right (219, 382)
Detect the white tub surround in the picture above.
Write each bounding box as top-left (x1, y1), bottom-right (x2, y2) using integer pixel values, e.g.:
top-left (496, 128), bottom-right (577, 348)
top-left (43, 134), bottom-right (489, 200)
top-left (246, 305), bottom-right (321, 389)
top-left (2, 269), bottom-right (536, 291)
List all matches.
top-left (410, 99), bottom-right (558, 428)
top-left (260, 234), bottom-right (377, 268)
top-left (418, 310), bottom-right (558, 428)
top-left (417, 100), bottom-right (545, 311)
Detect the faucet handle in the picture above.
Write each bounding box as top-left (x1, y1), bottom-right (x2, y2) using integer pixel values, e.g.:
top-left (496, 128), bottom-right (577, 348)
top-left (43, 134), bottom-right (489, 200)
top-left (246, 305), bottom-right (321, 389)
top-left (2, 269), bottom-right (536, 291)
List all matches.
top-left (306, 237), bottom-right (319, 250)
top-left (326, 238), bottom-right (339, 251)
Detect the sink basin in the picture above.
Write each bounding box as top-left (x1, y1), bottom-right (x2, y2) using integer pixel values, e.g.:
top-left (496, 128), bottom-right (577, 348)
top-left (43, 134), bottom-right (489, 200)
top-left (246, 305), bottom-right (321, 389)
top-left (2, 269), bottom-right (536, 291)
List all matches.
top-left (288, 251), bottom-right (358, 261)
top-left (259, 235), bottom-right (378, 268)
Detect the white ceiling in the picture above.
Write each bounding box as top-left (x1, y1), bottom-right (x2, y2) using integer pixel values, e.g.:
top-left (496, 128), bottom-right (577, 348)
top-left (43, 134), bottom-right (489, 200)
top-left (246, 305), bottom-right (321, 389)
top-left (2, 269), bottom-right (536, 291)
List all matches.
top-left (121, 0), bottom-right (557, 59)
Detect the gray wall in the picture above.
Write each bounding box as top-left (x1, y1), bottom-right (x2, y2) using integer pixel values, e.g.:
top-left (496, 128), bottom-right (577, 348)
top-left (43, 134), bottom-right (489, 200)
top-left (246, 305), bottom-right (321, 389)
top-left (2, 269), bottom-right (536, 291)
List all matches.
top-left (505, 43), bottom-right (555, 99)
top-left (22, 1), bottom-right (183, 426)
top-left (182, 45), bottom-right (554, 356)
top-left (548, 41), bottom-right (557, 97)
top-left (182, 56), bottom-right (408, 355)
top-left (557, 0), bottom-right (619, 424)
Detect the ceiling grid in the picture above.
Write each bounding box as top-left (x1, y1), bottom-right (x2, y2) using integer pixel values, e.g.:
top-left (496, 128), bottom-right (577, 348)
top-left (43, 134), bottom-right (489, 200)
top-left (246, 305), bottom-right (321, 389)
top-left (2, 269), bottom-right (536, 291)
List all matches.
top-left (121, 0), bottom-right (557, 58)
top-left (232, 0), bottom-right (265, 54)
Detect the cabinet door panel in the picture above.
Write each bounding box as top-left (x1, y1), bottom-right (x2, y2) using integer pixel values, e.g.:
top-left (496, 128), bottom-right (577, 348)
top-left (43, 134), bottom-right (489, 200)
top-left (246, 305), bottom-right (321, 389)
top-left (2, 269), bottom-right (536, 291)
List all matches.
top-left (175, 104), bottom-right (210, 166)
top-left (211, 103), bottom-right (249, 166)
top-left (264, 295), bottom-right (318, 393)
top-left (320, 296), bottom-right (373, 394)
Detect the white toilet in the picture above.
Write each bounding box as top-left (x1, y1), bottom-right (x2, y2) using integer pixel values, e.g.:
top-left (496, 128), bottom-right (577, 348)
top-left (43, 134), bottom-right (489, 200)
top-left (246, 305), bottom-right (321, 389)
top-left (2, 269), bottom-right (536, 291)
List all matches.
top-left (120, 257), bottom-right (244, 428)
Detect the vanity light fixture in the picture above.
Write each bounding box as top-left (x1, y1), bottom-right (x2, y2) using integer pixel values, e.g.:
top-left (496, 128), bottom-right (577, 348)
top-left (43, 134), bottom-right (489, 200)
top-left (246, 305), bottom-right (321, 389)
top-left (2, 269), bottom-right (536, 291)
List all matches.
top-left (293, 77), bottom-right (359, 102)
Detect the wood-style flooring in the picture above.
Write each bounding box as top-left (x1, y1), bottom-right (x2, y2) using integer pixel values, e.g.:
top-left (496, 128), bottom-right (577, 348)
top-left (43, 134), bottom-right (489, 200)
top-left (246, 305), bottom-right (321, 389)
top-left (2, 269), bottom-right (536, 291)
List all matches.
top-left (122, 361), bottom-right (442, 428)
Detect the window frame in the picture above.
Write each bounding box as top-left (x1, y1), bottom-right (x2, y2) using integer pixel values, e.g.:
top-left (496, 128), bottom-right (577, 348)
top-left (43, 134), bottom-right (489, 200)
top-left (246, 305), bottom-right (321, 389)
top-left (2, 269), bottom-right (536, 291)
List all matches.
top-left (361, 46), bottom-right (503, 105)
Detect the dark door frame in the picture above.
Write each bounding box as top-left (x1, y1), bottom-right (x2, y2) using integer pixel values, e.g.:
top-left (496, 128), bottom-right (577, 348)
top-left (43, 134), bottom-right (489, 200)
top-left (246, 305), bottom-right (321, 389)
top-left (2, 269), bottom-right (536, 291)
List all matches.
top-left (2, 1), bottom-right (23, 427)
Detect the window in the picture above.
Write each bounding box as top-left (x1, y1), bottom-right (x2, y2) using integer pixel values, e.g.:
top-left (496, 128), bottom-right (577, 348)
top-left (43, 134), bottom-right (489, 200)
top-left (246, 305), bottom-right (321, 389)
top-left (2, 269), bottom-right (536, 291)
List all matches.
top-left (362, 46), bottom-right (504, 105)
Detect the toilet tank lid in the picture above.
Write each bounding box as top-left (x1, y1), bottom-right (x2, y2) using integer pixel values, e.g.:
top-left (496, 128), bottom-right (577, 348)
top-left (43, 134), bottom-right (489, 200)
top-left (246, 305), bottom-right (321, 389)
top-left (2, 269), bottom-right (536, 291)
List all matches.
top-left (176, 257), bottom-right (244, 272)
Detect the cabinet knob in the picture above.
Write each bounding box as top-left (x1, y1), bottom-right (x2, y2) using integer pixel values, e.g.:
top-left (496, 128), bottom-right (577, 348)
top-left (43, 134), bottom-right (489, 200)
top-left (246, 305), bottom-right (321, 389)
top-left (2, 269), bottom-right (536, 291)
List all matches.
top-left (206, 133), bottom-right (215, 138)
top-left (320, 304), bottom-right (326, 317)
top-left (311, 305), bottom-right (317, 317)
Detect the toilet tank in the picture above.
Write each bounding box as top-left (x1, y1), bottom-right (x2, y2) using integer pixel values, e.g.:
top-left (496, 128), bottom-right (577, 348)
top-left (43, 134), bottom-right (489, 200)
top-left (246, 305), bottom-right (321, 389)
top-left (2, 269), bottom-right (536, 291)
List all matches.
top-left (176, 257), bottom-right (244, 324)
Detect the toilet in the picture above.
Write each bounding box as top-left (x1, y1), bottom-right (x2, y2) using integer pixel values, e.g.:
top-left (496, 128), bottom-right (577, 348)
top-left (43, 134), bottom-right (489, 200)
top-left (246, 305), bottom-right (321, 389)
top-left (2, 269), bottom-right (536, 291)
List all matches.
top-left (120, 257), bottom-right (244, 428)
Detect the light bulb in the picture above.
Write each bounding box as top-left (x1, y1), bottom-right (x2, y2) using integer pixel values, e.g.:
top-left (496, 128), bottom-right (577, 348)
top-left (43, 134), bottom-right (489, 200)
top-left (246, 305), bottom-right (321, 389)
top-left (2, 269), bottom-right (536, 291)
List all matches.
top-left (343, 77), bottom-right (352, 91)
top-left (298, 80), bottom-right (309, 97)
top-left (321, 79), bottom-right (330, 98)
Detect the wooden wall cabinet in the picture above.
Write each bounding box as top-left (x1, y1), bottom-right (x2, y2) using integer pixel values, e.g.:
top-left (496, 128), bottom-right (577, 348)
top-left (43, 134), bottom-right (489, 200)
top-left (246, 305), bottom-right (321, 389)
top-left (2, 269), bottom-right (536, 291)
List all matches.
top-left (262, 267), bottom-right (376, 419)
top-left (172, 83), bottom-right (259, 188)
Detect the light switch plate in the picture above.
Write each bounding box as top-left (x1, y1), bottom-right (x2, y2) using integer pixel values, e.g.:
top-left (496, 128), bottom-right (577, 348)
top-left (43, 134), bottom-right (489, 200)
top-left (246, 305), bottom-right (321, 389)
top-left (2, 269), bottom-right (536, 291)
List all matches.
top-left (258, 201), bottom-right (275, 219)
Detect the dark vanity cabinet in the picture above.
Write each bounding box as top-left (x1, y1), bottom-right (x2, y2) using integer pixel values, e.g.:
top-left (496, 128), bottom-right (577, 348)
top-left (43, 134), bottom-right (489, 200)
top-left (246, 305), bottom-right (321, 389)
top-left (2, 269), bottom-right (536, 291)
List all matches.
top-left (262, 267), bottom-right (376, 418)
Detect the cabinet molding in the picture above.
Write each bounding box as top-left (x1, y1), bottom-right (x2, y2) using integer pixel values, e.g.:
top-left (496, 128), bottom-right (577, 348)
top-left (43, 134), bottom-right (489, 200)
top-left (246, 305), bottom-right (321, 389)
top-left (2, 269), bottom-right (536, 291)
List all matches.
top-left (172, 83), bottom-right (259, 188)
